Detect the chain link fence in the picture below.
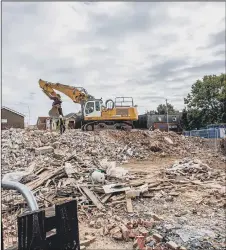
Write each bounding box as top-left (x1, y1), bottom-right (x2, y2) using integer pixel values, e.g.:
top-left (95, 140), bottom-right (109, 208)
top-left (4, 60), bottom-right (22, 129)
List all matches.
top-left (184, 128), bottom-right (226, 151)
top-left (1, 180), bottom-right (38, 249)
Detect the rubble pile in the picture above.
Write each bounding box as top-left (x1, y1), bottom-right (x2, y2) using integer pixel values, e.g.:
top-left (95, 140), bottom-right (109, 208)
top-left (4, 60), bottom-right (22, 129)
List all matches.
top-left (87, 216), bottom-right (189, 250)
top-left (1, 128), bottom-right (225, 250)
top-left (1, 128), bottom-right (212, 175)
top-left (165, 157), bottom-right (225, 184)
top-left (107, 129), bottom-right (212, 157)
top-left (165, 158), bottom-right (216, 181)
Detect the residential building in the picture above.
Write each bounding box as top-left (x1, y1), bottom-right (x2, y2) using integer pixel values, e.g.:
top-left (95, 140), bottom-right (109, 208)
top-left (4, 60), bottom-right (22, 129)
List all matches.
top-left (147, 114), bottom-right (182, 132)
top-left (64, 113), bottom-right (77, 129)
top-left (1, 106), bottom-right (25, 129)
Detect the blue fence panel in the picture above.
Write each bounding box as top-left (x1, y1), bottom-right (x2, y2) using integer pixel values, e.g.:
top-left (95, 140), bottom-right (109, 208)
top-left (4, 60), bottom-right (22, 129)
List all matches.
top-left (184, 128), bottom-right (225, 139)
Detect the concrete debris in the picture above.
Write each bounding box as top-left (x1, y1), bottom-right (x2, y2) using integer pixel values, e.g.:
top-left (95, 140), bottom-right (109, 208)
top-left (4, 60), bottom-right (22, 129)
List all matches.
top-left (165, 158), bottom-right (218, 181)
top-left (35, 146), bottom-right (54, 155)
top-left (1, 128), bottom-right (225, 250)
top-left (166, 241), bottom-right (179, 249)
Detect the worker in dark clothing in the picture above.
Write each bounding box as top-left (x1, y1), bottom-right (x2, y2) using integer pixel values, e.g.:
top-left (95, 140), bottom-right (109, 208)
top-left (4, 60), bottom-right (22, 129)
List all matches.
top-left (59, 115), bottom-right (66, 135)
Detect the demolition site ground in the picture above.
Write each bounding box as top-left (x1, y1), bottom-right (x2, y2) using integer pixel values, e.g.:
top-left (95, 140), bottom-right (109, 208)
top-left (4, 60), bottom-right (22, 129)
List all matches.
top-left (1, 129), bottom-right (226, 250)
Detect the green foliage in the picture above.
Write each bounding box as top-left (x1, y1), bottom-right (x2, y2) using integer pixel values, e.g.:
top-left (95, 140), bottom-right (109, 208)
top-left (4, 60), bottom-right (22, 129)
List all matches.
top-left (182, 73), bottom-right (226, 130)
top-left (147, 103), bottom-right (178, 115)
top-left (156, 103), bottom-right (179, 115)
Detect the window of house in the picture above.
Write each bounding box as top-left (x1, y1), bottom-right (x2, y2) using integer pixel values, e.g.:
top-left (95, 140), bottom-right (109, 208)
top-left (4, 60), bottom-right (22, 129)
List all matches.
top-left (85, 102), bottom-right (94, 114)
top-left (95, 101), bottom-right (100, 111)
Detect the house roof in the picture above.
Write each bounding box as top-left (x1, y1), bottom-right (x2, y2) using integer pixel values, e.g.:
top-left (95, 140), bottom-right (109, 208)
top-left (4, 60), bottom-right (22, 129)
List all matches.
top-left (37, 116), bottom-right (50, 124)
top-left (1, 106), bottom-right (25, 117)
top-left (64, 113), bottom-right (78, 119)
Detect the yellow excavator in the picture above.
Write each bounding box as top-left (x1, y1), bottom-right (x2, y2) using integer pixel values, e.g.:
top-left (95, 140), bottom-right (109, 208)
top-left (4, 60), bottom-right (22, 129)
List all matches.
top-left (39, 79), bottom-right (138, 131)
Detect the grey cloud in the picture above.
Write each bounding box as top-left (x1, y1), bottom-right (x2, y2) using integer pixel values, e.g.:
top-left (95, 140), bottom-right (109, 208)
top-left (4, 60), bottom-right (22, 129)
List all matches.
top-left (185, 60), bottom-right (225, 74)
top-left (78, 2), bottom-right (188, 42)
top-left (138, 96), bottom-right (165, 101)
top-left (199, 29), bottom-right (226, 50)
top-left (209, 29), bottom-right (226, 47)
top-left (214, 49), bottom-right (226, 57)
top-left (147, 58), bottom-right (189, 82)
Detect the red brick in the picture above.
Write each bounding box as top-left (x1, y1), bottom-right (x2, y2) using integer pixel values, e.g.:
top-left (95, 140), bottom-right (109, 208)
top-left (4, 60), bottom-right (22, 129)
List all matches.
top-left (138, 227), bottom-right (149, 237)
top-left (143, 220), bottom-right (155, 228)
top-left (112, 232), bottom-right (123, 240)
top-left (127, 222), bottom-right (134, 229)
top-left (120, 224), bottom-right (130, 241)
top-left (137, 218), bottom-right (144, 225)
top-left (129, 229), bottom-right (140, 239)
top-left (133, 236), bottom-right (145, 250)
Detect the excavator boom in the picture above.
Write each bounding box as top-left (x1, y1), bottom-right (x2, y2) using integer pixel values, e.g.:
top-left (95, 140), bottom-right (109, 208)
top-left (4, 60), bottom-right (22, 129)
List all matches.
top-left (39, 79), bottom-right (95, 118)
top-left (39, 79), bottom-right (94, 104)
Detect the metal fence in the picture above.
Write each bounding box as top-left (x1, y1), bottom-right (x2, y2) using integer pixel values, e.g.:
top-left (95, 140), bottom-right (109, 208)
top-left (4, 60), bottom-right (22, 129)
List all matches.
top-left (1, 180), bottom-right (39, 249)
top-left (184, 128), bottom-right (226, 150)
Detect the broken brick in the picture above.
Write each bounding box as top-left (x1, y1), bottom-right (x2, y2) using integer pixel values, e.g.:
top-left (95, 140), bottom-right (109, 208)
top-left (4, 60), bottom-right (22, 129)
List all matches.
top-left (112, 232), bottom-right (123, 240)
top-left (110, 226), bottom-right (121, 235)
top-left (102, 226), bottom-right (109, 236)
top-left (80, 239), bottom-right (94, 247)
top-left (84, 235), bottom-right (96, 244)
top-left (138, 227), bottom-right (149, 237)
top-left (127, 222), bottom-right (134, 229)
top-left (120, 224), bottom-right (130, 241)
top-left (152, 214), bottom-right (163, 221)
top-left (129, 229), bottom-right (140, 239)
top-left (166, 241), bottom-right (179, 250)
top-left (143, 220), bottom-right (155, 228)
top-left (133, 236), bottom-right (145, 250)
top-left (153, 233), bottom-right (163, 242)
top-left (89, 220), bottom-right (95, 227)
top-left (145, 236), bottom-right (153, 244)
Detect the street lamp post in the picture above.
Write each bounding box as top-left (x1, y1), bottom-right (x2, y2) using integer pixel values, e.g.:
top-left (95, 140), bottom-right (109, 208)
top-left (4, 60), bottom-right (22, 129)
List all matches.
top-left (19, 102), bottom-right (30, 126)
top-left (166, 99), bottom-right (169, 132)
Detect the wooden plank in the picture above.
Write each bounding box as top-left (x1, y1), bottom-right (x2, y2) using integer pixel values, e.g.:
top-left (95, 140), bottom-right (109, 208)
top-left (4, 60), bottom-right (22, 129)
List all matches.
top-left (81, 187), bottom-right (105, 210)
top-left (27, 167), bottom-right (64, 190)
top-left (55, 200), bottom-right (80, 250)
top-left (18, 210), bottom-right (46, 250)
top-left (126, 198), bottom-right (133, 213)
top-left (101, 194), bottom-right (112, 203)
top-left (103, 184), bottom-right (130, 194)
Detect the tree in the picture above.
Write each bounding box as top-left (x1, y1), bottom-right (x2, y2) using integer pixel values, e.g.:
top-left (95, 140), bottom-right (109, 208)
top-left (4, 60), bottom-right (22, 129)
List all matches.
top-left (146, 110), bottom-right (158, 115)
top-left (183, 73), bottom-right (226, 130)
top-left (156, 103), bottom-right (178, 115)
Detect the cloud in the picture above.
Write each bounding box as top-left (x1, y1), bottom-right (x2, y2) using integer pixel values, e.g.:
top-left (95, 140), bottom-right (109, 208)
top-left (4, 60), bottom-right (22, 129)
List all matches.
top-left (2, 2), bottom-right (226, 124)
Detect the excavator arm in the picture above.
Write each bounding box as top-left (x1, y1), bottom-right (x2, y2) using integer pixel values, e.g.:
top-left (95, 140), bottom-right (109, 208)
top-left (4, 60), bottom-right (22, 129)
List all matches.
top-left (39, 79), bottom-right (95, 118)
top-left (39, 79), bottom-right (94, 104)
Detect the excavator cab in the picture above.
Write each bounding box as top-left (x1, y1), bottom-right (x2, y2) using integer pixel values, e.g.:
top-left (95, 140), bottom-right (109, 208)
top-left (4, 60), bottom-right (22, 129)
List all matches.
top-left (84, 100), bottom-right (102, 118)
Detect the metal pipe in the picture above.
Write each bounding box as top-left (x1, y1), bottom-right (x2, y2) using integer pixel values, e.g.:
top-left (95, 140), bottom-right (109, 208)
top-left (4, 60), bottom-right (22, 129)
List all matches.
top-left (1, 180), bottom-right (39, 211)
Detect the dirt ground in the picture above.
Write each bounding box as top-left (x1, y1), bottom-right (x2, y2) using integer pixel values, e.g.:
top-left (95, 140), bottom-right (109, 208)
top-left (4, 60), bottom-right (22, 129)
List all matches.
top-left (78, 155), bottom-right (226, 250)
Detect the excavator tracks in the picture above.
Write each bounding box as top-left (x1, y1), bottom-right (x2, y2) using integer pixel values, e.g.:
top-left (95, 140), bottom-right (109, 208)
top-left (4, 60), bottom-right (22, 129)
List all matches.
top-left (81, 121), bottom-right (133, 131)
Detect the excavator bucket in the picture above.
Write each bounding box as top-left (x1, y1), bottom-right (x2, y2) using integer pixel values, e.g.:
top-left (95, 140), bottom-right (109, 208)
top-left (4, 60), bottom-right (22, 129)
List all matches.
top-left (48, 105), bottom-right (63, 118)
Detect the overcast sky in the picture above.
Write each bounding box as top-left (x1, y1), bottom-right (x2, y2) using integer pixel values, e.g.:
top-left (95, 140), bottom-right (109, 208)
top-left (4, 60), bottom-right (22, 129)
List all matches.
top-left (2, 2), bottom-right (225, 125)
